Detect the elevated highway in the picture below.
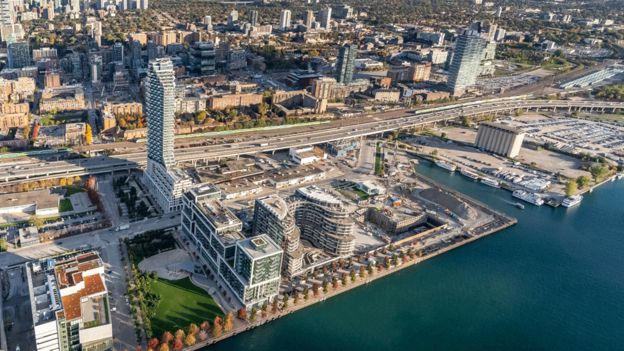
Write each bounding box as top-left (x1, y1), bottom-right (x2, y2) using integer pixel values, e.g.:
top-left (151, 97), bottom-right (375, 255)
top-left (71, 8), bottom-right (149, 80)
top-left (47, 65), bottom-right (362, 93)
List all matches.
top-left (1, 98), bottom-right (622, 186)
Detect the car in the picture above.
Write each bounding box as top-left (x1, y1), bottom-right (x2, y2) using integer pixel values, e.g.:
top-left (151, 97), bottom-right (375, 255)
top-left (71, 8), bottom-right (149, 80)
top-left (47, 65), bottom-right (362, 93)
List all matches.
top-left (111, 307), bottom-right (117, 312)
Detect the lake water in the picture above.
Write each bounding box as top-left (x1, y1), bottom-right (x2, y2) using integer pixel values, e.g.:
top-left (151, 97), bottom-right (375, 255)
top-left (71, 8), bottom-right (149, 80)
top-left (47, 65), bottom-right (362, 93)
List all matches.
top-left (205, 162), bottom-right (624, 350)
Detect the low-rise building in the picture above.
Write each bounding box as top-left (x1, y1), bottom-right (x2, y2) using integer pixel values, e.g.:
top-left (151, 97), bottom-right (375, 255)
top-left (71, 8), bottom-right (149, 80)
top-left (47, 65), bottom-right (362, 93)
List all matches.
top-left (39, 85), bottom-right (86, 113)
top-left (0, 189), bottom-right (60, 217)
top-left (475, 122), bottom-right (525, 158)
top-left (208, 93), bottom-right (263, 110)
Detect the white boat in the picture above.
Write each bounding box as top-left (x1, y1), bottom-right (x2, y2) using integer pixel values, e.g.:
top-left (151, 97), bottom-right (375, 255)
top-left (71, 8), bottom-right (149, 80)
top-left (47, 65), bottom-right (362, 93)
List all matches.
top-left (460, 168), bottom-right (479, 180)
top-left (480, 177), bottom-right (500, 188)
top-left (617, 173), bottom-right (624, 180)
top-left (512, 190), bottom-right (544, 206)
top-left (435, 160), bottom-right (456, 172)
top-left (562, 195), bottom-right (582, 208)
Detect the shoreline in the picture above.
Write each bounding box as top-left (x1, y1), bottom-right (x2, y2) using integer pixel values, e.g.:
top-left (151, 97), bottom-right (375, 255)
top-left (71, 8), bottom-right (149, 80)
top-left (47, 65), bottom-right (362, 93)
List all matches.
top-left (183, 172), bottom-right (517, 350)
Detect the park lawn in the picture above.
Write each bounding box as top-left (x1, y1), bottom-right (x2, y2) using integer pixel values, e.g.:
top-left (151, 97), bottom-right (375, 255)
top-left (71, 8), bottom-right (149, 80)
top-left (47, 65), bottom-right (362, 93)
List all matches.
top-left (149, 277), bottom-right (223, 336)
top-left (59, 199), bottom-right (74, 212)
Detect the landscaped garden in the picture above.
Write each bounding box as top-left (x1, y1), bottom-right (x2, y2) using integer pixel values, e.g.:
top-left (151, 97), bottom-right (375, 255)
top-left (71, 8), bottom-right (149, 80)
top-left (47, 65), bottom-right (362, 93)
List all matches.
top-left (149, 277), bottom-right (223, 337)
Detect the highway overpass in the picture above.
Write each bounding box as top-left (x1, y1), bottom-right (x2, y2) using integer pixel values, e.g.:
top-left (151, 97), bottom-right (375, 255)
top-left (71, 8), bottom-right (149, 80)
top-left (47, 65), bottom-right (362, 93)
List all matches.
top-left (1, 98), bottom-right (622, 186)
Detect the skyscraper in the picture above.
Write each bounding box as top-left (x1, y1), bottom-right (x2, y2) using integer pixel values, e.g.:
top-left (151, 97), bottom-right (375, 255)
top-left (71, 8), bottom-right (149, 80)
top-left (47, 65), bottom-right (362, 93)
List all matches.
top-left (8, 41), bottom-right (31, 68)
top-left (190, 41), bottom-right (216, 75)
top-left (335, 43), bottom-right (356, 84)
top-left (112, 42), bottom-right (124, 63)
top-left (250, 10), bottom-right (258, 26)
top-left (279, 9), bottom-right (291, 30)
top-left (447, 30), bottom-right (486, 96)
top-left (143, 58), bottom-right (191, 212)
top-left (319, 7), bottom-right (332, 30)
top-left (145, 58), bottom-right (175, 169)
top-left (228, 9), bottom-right (238, 27)
top-left (204, 15), bottom-right (213, 31)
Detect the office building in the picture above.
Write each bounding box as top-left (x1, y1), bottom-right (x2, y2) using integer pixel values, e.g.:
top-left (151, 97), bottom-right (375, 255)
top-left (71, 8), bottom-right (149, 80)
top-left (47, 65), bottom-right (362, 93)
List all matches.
top-left (289, 186), bottom-right (355, 256)
top-left (8, 41), bottom-right (31, 69)
top-left (143, 58), bottom-right (191, 212)
top-left (137, 0), bottom-right (148, 10)
top-left (475, 122), bottom-right (525, 158)
top-left (447, 30), bottom-right (486, 96)
top-left (190, 41), bottom-right (216, 75)
top-left (335, 43), bottom-right (356, 84)
top-left (204, 15), bottom-right (213, 30)
top-left (249, 10), bottom-right (258, 26)
top-left (279, 9), bottom-right (291, 30)
top-left (319, 7), bottom-right (331, 30)
top-left (253, 195), bottom-right (304, 276)
top-left (182, 186), bottom-right (283, 308)
top-left (27, 252), bottom-right (113, 351)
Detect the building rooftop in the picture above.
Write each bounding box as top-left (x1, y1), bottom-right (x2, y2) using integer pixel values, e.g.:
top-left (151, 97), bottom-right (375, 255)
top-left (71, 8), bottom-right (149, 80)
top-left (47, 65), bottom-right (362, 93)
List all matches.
top-left (237, 234), bottom-right (283, 259)
top-left (197, 198), bottom-right (243, 233)
top-left (296, 185), bottom-right (343, 206)
top-left (480, 121), bottom-right (524, 135)
top-left (0, 189), bottom-right (59, 212)
top-left (257, 194), bottom-right (289, 219)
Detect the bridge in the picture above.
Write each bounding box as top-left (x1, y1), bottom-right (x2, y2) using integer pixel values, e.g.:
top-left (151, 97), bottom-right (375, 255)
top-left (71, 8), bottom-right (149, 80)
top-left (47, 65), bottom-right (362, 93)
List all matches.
top-left (1, 98), bottom-right (622, 186)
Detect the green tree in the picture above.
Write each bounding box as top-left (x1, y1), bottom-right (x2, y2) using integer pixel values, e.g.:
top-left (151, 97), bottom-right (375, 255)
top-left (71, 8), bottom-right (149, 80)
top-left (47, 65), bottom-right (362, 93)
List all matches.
top-left (29, 216), bottom-right (45, 229)
top-left (576, 175), bottom-right (591, 189)
top-left (590, 164), bottom-right (609, 182)
top-left (565, 180), bottom-right (577, 196)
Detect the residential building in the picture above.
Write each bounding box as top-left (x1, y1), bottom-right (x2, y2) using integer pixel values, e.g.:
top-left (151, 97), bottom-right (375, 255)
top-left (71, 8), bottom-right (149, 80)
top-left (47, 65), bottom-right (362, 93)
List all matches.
top-left (447, 30), bottom-right (486, 96)
top-left (112, 42), bottom-right (124, 63)
top-left (311, 77), bottom-right (336, 99)
top-left (289, 186), bottom-right (355, 256)
top-left (279, 9), bottom-right (291, 30)
top-left (305, 10), bottom-right (315, 29)
top-left (253, 195), bottom-right (304, 276)
top-left (190, 41), bottom-right (216, 75)
top-left (335, 44), bottom-right (356, 84)
top-left (143, 58), bottom-right (191, 212)
top-left (319, 7), bottom-right (332, 30)
top-left (8, 41), bottom-right (31, 69)
top-left (250, 10), bottom-right (258, 26)
top-left (27, 252), bottom-right (113, 351)
top-left (475, 122), bottom-right (525, 158)
top-left (181, 186), bottom-right (283, 308)
top-left (208, 93), bottom-right (263, 110)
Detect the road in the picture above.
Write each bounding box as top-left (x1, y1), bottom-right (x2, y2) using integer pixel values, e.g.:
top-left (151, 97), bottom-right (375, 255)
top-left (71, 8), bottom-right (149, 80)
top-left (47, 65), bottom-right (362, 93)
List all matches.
top-left (1, 98), bottom-right (623, 185)
top-left (0, 215), bottom-right (180, 267)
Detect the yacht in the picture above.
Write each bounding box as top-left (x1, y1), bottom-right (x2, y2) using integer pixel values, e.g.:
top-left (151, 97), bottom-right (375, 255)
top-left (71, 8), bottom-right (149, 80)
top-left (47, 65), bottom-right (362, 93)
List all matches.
top-left (435, 160), bottom-right (456, 172)
top-left (562, 195), bottom-right (582, 208)
top-left (480, 177), bottom-right (500, 188)
top-left (460, 168), bottom-right (479, 180)
top-left (512, 190), bottom-right (544, 206)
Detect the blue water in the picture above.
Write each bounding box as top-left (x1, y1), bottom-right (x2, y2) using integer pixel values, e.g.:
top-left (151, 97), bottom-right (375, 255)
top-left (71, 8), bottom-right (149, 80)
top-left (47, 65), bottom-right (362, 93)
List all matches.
top-left (205, 162), bottom-right (624, 350)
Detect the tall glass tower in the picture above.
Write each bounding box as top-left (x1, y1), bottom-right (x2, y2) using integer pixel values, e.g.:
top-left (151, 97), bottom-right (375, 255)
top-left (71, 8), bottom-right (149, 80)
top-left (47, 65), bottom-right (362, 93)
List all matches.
top-left (335, 43), bottom-right (356, 85)
top-left (447, 30), bottom-right (486, 96)
top-left (145, 58), bottom-right (176, 169)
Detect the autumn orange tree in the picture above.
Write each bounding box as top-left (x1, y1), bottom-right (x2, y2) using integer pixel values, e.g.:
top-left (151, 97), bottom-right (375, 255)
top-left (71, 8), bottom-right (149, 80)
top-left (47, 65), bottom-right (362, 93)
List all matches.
top-left (223, 312), bottom-right (234, 332)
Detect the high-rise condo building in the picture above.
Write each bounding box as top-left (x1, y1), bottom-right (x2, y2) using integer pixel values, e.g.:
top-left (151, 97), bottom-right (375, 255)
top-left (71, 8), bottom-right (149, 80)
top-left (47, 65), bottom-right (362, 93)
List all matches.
top-left (228, 9), bottom-right (238, 27)
top-left (447, 30), bottom-right (486, 96)
top-left (190, 41), bottom-right (216, 75)
top-left (319, 7), bottom-right (332, 30)
top-left (8, 41), bottom-right (31, 68)
top-left (250, 10), bottom-right (258, 26)
top-left (289, 186), bottom-right (355, 256)
top-left (182, 186), bottom-right (283, 308)
top-left (253, 195), bottom-right (304, 276)
top-left (112, 42), bottom-right (124, 63)
top-left (335, 43), bottom-right (356, 85)
top-left (0, 0), bottom-right (14, 26)
top-left (305, 10), bottom-right (315, 29)
top-left (143, 58), bottom-right (191, 212)
top-left (279, 9), bottom-right (291, 30)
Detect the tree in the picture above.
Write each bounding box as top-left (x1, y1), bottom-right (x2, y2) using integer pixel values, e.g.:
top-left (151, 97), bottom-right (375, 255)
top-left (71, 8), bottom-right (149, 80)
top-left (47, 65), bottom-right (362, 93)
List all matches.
top-left (197, 330), bottom-right (208, 341)
top-left (250, 306), bottom-right (257, 322)
top-left (23, 123), bottom-right (31, 140)
top-left (158, 344), bottom-right (170, 351)
top-left (173, 339), bottom-right (183, 351)
top-left (184, 334), bottom-right (196, 347)
top-left (576, 175), bottom-right (591, 189)
top-left (188, 323), bottom-right (199, 336)
top-left (196, 110), bottom-right (207, 124)
top-left (223, 312), bottom-right (234, 332)
top-left (565, 180), bottom-right (577, 197)
top-left (200, 321), bottom-right (210, 332)
top-left (237, 307), bottom-right (247, 320)
top-left (147, 338), bottom-right (159, 350)
top-left (590, 164), bottom-right (609, 182)
top-left (212, 316), bottom-right (223, 337)
top-left (85, 123), bottom-right (93, 145)
top-left (161, 331), bottom-right (174, 344)
top-left (29, 216), bottom-right (45, 229)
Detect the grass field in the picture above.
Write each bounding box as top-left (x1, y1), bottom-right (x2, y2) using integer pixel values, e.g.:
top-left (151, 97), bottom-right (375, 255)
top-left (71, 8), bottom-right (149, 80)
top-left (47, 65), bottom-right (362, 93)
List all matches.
top-left (59, 199), bottom-right (74, 212)
top-left (149, 278), bottom-right (223, 336)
